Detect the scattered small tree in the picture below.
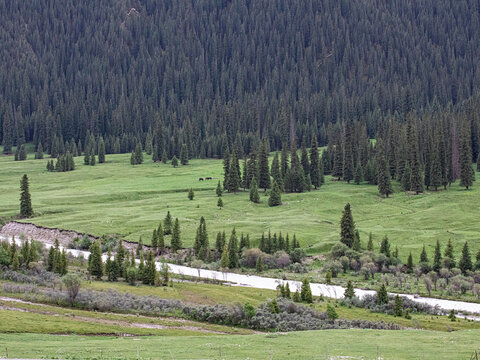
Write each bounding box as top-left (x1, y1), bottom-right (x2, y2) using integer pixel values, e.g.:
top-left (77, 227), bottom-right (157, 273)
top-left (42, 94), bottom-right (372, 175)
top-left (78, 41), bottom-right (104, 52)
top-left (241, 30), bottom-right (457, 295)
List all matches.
top-left (217, 197), bottom-right (224, 209)
top-left (344, 280), bottom-right (355, 299)
top-left (377, 284), bottom-right (388, 305)
top-left (301, 278), bottom-right (313, 303)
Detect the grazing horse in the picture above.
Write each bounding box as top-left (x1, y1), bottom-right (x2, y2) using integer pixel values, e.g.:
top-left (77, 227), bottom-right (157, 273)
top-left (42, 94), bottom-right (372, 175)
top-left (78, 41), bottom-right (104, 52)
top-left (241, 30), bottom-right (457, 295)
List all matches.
top-left (199, 177), bottom-right (204, 181)
top-left (206, 177), bottom-right (212, 180)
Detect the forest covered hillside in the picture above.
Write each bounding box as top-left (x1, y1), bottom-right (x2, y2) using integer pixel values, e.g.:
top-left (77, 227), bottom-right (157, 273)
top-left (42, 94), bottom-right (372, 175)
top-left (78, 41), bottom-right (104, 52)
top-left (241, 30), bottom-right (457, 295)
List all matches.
top-left (1, 0), bottom-right (480, 157)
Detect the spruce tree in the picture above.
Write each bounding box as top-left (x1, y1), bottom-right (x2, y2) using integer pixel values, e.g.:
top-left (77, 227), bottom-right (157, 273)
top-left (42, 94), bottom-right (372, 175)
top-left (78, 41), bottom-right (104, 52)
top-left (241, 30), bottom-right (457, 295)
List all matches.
top-left (171, 218), bottom-right (182, 252)
top-left (216, 181), bottom-right (223, 197)
top-left (98, 138), bottom-right (106, 163)
top-left (393, 295), bottom-right (403, 316)
top-left (227, 148), bottom-right (241, 193)
top-left (255, 255), bottom-right (264, 272)
top-left (419, 245), bottom-right (429, 264)
top-left (164, 211), bottom-right (173, 235)
top-left (180, 144), bottom-right (188, 165)
top-left (340, 203), bottom-right (355, 248)
top-left (343, 123), bottom-right (354, 183)
top-left (257, 140), bottom-right (271, 191)
top-left (90, 152), bottom-right (96, 166)
top-left (268, 179), bottom-right (282, 207)
top-left (171, 155), bottom-right (178, 167)
top-left (367, 232), bottom-right (374, 251)
top-left (459, 241), bottom-right (472, 275)
top-left (310, 137), bottom-right (321, 189)
top-left (270, 151), bottom-right (284, 191)
top-left (249, 178), bottom-right (260, 203)
top-left (157, 223), bottom-right (165, 253)
top-left (300, 141), bottom-right (310, 176)
top-left (143, 251), bottom-right (156, 285)
top-left (401, 162), bottom-right (412, 191)
top-left (354, 165), bottom-right (363, 185)
top-left (377, 284), bottom-right (388, 305)
top-left (344, 280), bottom-right (355, 299)
top-left (280, 143), bottom-right (289, 177)
top-left (433, 240), bottom-right (442, 272)
top-left (300, 278), bottom-right (313, 303)
top-left (227, 229), bottom-right (239, 268)
top-left (380, 235), bottom-right (391, 258)
top-left (88, 241), bottom-right (103, 280)
top-left (407, 252), bottom-right (413, 273)
top-left (217, 197), bottom-right (223, 209)
top-left (134, 142), bottom-right (143, 164)
top-left (377, 142), bottom-right (393, 197)
top-left (20, 174), bottom-right (33, 218)
top-left (444, 239), bottom-right (456, 269)
top-left (220, 243), bottom-right (229, 268)
top-left (151, 229), bottom-right (158, 253)
top-left (459, 126), bottom-right (474, 189)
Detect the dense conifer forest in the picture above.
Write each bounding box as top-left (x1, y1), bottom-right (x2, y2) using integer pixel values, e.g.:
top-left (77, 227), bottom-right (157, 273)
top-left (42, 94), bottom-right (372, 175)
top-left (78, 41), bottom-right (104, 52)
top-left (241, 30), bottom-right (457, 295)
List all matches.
top-left (1, 0), bottom-right (480, 162)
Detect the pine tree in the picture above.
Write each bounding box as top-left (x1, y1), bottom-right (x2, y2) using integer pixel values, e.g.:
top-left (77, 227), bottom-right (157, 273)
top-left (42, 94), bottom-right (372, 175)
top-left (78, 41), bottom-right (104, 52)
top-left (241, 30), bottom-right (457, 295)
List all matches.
top-left (257, 140), bottom-right (271, 191)
top-left (344, 280), bottom-right (355, 299)
top-left (217, 197), bottom-right (223, 209)
top-left (433, 240), bottom-right (442, 272)
top-left (380, 235), bottom-right (391, 258)
top-left (20, 174), bottom-right (33, 218)
top-left (151, 229), bottom-right (158, 253)
top-left (377, 284), bottom-right (388, 305)
top-left (280, 143), bottom-right (289, 177)
top-left (216, 181), bottom-right (223, 197)
top-left (340, 203), bottom-right (355, 248)
top-left (134, 142), bottom-right (143, 164)
top-left (157, 223), bottom-right (165, 253)
top-left (332, 134), bottom-right (343, 180)
top-left (249, 178), bottom-right (260, 203)
top-left (268, 179), bottom-right (282, 207)
top-left (419, 245), bottom-right (429, 264)
top-left (367, 232), bottom-right (374, 251)
top-left (171, 218), bottom-right (182, 252)
top-left (143, 251), bottom-right (156, 285)
top-left (343, 123), bottom-right (354, 183)
top-left (377, 142), bottom-right (393, 197)
top-left (270, 151), bottom-right (284, 191)
top-left (354, 165), bottom-right (363, 185)
top-left (407, 252), bottom-right (413, 273)
top-left (352, 230), bottom-right (361, 251)
top-left (256, 255), bottom-right (264, 272)
top-left (105, 250), bottom-right (115, 281)
top-left (227, 229), bottom-right (239, 268)
top-left (459, 241), bottom-right (472, 275)
top-left (188, 188), bottom-right (194, 200)
top-left (88, 241), bottom-right (103, 280)
top-left (180, 144), bottom-right (188, 165)
top-left (60, 249), bottom-right (68, 275)
top-left (220, 243), bottom-right (229, 268)
top-left (310, 137), bottom-right (321, 189)
top-left (300, 278), bottom-right (313, 303)
top-left (393, 295), bottom-right (403, 316)
top-left (171, 155), bottom-right (178, 167)
top-left (227, 148), bottom-right (241, 193)
top-left (98, 138), bottom-right (106, 163)
top-left (162, 149), bottom-right (168, 164)
top-left (401, 161), bottom-right (412, 191)
top-left (90, 152), bottom-right (96, 166)
top-left (459, 124), bottom-right (474, 190)
top-left (11, 250), bottom-right (19, 271)
top-left (444, 239), bottom-right (456, 269)
top-left (164, 211), bottom-right (173, 235)
top-left (300, 141), bottom-right (310, 176)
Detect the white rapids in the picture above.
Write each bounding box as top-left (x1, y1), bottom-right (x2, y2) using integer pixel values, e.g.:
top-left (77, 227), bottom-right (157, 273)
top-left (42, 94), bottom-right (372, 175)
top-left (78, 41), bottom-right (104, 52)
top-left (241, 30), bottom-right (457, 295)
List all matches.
top-left (3, 235), bottom-right (480, 315)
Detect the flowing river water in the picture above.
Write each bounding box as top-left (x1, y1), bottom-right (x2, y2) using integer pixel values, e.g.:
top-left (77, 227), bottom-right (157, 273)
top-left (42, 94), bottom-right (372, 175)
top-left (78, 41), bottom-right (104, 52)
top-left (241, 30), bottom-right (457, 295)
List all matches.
top-left (3, 235), bottom-right (480, 316)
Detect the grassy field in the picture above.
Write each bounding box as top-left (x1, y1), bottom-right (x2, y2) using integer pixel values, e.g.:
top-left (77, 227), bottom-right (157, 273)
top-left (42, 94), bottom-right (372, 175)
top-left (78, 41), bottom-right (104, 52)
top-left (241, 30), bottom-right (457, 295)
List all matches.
top-left (1, 330), bottom-right (480, 359)
top-left (1, 146), bottom-right (479, 259)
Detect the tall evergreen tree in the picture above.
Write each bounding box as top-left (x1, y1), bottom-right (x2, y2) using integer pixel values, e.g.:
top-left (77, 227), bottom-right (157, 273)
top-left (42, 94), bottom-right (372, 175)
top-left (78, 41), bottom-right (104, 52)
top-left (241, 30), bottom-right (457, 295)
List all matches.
top-left (88, 241), bottom-right (103, 280)
top-left (433, 240), bottom-right (442, 272)
top-left (459, 123), bottom-right (474, 189)
top-left (134, 142), bottom-right (143, 164)
top-left (98, 138), bottom-right (106, 163)
top-left (459, 241), bottom-right (472, 275)
top-left (171, 218), bottom-right (182, 252)
top-left (180, 144), bottom-right (189, 165)
top-left (340, 203), bottom-right (355, 248)
top-left (227, 148), bottom-right (241, 193)
top-left (343, 122), bottom-right (354, 183)
top-left (164, 211), bottom-right (173, 235)
top-left (20, 174), bottom-right (33, 218)
top-left (268, 180), bottom-right (282, 207)
top-left (309, 137), bottom-right (321, 189)
top-left (257, 140), bottom-right (271, 191)
top-left (444, 239), bottom-right (456, 269)
top-left (227, 229), bottom-right (239, 268)
top-left (249, 178), bottom-right (260, 203)
top-left (376, 141), bottom-right (393, 197)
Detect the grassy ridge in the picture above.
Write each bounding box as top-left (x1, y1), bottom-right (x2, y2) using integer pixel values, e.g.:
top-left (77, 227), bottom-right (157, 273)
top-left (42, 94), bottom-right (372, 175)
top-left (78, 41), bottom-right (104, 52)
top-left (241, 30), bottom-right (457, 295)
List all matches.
top-left (1, 330), bottom-right (480, 359)
top-left (0, 148), bottom-right (479, 259)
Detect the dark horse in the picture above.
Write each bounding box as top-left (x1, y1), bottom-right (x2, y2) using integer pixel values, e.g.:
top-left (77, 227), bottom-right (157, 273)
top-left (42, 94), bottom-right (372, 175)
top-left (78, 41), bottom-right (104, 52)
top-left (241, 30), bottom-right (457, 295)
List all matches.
top-left (199, 177), bottom-right (204, 181)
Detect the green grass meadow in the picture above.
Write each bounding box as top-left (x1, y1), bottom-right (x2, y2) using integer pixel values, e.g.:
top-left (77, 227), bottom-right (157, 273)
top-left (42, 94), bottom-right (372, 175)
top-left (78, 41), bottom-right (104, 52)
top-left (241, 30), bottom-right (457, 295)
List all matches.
top-left (1, 330), bottom-right (479, 359)
top-left (1, 147), bottom-right (479, 260)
